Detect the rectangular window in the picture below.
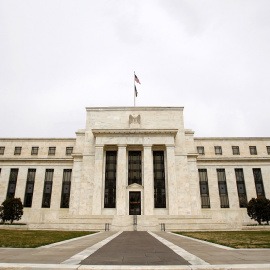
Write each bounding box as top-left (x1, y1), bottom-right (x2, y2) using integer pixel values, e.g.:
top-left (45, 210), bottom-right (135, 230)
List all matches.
top-left (153, 151), bottom-right (166, 208)
top-left (24, 169), bottom-right (36, 207)
top-left (6, 169), bottom-right (19, 199)
top-left (267, 146), bottom-right (270, 155)
top-left (198, 169), bottom-right (210, 208)
top-left (235, 169), bottom-right (247, 208)
top-left (232, 146), bottom-right (240, 155)
top-left (66, 147), bottom-right (73, 155)
top-left (0, 147), bottom-right (5, 155)
top-left (249, 146), bottom-right (257, 155)
top-left (104, 151), bottom-right (117, 208)
top-left (60, 169), bottom-right (72, 208)
top-left (253, 168), bottom-right (265, 197)
top-left (128, 151), bottom-right (142, 185)
top-left (217, 169), bottom-right (229, 208)
top-left (42, 169), bottom-right (54, 208)
top-left (48, 147), bottom-right (56, 156)
top-left (215, 146), bottom-right (222, 155)
top-left (31, 147), bottom-right (39, 155)
top-left (14, 147), bottom-right (22, 155)
top-left (197, 146), bottom-right (205, 155)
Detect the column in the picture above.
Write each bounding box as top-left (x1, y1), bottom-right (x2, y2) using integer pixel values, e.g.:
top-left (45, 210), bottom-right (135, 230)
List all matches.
top-left (116, 145), bottom-right (127, 215)
top-left (143, 145), bottom-right (154, 215)
top-left (69, 155), bottom-right (83, 215)
top-left (92, 145), bottom-right (104, 215)
top-left (166, 144), bottom-right (178, 215)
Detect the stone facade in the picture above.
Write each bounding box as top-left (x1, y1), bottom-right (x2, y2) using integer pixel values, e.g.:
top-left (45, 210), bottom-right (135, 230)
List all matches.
top-left (0, 107), bottom-right (269, 231)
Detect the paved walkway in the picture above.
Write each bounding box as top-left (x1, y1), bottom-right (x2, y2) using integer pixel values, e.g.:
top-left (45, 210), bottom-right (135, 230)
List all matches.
top-left (81, 231), bottom-right (190, 265)
top-left (0, 231), bottom-right (270, 269)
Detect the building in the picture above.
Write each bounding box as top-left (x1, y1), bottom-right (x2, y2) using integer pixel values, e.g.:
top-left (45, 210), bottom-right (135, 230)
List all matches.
top-left (0, 107), bottom-right (269, 231)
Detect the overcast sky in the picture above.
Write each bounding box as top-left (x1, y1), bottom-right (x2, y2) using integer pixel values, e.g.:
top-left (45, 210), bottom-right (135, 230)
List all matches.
top-left (0, 0), bottom-right (269, 138)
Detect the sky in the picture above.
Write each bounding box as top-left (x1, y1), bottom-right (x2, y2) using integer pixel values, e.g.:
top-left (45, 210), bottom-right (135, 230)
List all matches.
top-left (0, 0), bottom-right (270, 138)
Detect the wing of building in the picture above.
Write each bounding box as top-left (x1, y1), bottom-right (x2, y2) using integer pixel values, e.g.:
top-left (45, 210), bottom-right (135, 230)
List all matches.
top-left (0, 107), bottom-right (269, 231)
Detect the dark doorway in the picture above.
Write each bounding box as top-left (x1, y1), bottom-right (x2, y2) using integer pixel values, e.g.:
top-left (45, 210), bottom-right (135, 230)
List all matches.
top-left (129, 191), bottom-right (141, 215)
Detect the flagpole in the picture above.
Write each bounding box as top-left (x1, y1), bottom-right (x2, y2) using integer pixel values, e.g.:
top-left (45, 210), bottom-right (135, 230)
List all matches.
top-left (134, 71), bottom-right (136, 107)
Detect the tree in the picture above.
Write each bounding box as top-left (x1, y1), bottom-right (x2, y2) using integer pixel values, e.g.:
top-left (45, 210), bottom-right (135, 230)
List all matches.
top-left (247, 197), bottom-right (270, 225)
top-left (0, 198), bottom-right (24, 224)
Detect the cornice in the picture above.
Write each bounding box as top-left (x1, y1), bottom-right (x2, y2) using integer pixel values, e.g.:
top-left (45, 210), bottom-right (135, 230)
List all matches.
top-left (0, 138), bottom-right (76, 142)
top-left (195, 137), bottom-right (270, 141)
top-left (197, 157), bottom-right (270, 163)
top-left (92, 129), bottom-right (178, 136)
top-left (86, 106), bottom-right (184, 112)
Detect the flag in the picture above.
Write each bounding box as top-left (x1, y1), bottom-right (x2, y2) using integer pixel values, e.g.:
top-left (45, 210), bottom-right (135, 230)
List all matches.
top-left (135, 74), bottom-right (141, 84)
top-left (135, 85), bottom-right (138, 97)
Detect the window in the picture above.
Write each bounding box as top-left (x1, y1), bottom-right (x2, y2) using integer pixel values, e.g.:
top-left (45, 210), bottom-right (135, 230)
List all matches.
top-left (249, 146), bottom-right (257, 155)
top-left (6, 169), bottom-right (19, 199)
top-left (66, 147), bottom-right (73, 156)
top-left (48, 147), bottom-right (56, 156)
top-left (198, 169), bottom-right (210, 208)
top-left (215, 146), bottom-right (222, 155)
top-left (24, 169), bottom-right (36, 207)
top-left (267, 146), bottom-right (270, 155)
top-left (128, 151), bottom-right (142, 185)
top-left (31, 147), bottom-right (39, 155)
top-left (0, 147), bottom-right (5, 155)
top-left (217, 169), bottom-right (229, 208)
top-left (60, 169), bottom-right (72, 208)
top-left (42, 169), bottom-right (54, 208)
top-left (197, 146), bottom-right (205, 155)
top-left (153, 151), bottom-right (166, 208)
top-left (253, 168), bottom-right (265, 197)
top-left (232, 146), bottom-right (240, 155)
top-left (14, 147), bottom-right (22, 155)
top-left (235, 169), bottom-right (247, 208)
top-left (104, 151), bottom-right (117, 208)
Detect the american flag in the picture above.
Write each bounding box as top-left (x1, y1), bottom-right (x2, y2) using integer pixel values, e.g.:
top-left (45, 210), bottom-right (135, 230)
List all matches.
top-left (135, 85), bottom-right (138, 97)
top-left (135, 74), bottom-right (141, 84)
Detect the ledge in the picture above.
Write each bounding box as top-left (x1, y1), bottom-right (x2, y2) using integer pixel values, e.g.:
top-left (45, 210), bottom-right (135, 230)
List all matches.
top-left (92, 129), bottom-right (178, 136)
top-left (86, 106), bottom-right (184, 111)
top-left (197, 157), bottom-right (270, 162)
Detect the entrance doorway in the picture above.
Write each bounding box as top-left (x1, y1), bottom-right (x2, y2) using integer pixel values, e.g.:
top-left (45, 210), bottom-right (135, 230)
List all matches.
top-left (129, 191), bottom-right (141, 215)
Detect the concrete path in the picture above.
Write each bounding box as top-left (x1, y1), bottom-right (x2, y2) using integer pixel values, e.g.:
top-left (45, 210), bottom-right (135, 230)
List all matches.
top-left (81, 231), bottom-right (190, 265)
top-left (156, 232), bottom-right (270, 265)
top-left (0, 231), bottom-right (270, 269)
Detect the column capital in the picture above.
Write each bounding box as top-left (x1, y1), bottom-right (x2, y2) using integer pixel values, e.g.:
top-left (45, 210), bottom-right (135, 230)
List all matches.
top-left (165, 144), bottom-right (175, 148)
top-left (143, 144), bottom-right (152, 148)
top-left (95, 144), bottom-right (104, 148)
top-left (118, 144), bottom-right (127, 148)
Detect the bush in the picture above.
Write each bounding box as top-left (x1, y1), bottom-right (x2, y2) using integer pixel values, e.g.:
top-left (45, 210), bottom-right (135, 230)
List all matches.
top-left (247, 197), bottom-right (270, 225)
top-left (0, 198), bottom-right (24, 224)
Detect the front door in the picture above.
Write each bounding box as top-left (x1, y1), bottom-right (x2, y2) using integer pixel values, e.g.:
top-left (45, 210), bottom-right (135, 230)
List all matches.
top-left (129, 191), bottom-right (141, 215)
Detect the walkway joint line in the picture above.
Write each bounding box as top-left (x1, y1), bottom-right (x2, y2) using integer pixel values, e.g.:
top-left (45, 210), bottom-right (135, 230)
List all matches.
top-left (148, 231), bottom-right (209, 265)
top-left (61, 231), bottom-right (123, 265)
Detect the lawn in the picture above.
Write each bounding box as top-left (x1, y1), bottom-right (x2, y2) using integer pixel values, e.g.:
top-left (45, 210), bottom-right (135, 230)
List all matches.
top-left (174, 231), bottom-right (270, 248)
top-left (0, 230), bottom-right (96, 248)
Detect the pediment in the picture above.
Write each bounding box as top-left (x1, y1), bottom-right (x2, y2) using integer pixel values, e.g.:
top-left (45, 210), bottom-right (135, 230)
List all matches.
top-left (126, 183), bottom-right (144, 189)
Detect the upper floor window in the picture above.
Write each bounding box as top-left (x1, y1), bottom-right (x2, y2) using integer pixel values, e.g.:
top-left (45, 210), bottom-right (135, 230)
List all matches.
top-left (249, 146), bottom-right (257, 155)
top-left (215, 146), bottom-right (222, 155)
top-left (232, 146), bottom-right (240, 155)
top-left (66, 147), bottom-right (73, 156)
top-left (0, 147), bottom-right (5, 155)
top-left (267, 146), bottom-right (270, 155)
top-left (14, 147), bottom-right (22, 155)
top-left (31, 147), bottom-right (39, 155)
top-left (48, 147), bottom-right (56, 156)
top-left (197, 146), bottom-right (205, 155)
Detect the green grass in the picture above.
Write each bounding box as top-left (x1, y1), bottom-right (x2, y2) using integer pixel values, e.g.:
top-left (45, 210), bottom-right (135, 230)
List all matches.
top-left (174, 231), bottom-right (270, 248)
top-left (0, 230), bottom-right (96, 248)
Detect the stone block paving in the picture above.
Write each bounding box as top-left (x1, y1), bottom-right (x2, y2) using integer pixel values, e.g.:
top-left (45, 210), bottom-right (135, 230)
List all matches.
top-left (80, 231), bottom-right (190, 265)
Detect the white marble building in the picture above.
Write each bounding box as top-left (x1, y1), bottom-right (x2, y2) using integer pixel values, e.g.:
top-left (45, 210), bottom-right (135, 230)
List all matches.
top-left (0, 107), bottom-right (269, 231)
